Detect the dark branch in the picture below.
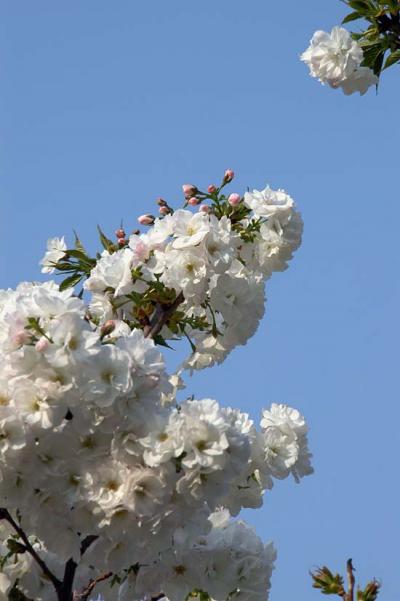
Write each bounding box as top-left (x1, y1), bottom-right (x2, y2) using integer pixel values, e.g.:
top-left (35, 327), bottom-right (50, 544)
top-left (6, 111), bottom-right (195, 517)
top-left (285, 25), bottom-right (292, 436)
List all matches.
top-left (80, 534), bottom-right (98, 555)
top-left (58, 535), bottom-right (99, 600)
top-left (143, 292), bottom-right (184, 339)
top-left (0, 508), bottom-right (62, 591)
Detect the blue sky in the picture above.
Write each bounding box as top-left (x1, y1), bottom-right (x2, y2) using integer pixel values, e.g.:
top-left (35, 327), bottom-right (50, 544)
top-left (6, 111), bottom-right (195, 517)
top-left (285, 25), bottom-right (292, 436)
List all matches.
top-left (1, 1), bottom-right (399, 600)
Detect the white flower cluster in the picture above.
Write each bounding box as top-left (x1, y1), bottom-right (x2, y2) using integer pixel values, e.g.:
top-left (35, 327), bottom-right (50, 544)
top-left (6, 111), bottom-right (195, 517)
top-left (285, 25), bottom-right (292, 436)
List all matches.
top-left (118, 511), bottom-right (276, 601)
top-left (0, 175), bottom-right (311, 600)
top-left (301, 26), bottom-right (378, 95)
top-left (59, 183), bottom-right (303, 371)
top-left (0, 280), bottom-right (311, 600)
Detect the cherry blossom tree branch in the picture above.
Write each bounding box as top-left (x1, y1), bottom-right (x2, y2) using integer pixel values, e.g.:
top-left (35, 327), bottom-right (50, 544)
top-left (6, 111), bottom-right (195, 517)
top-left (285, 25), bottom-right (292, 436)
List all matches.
top-left (143, 292), bottom-right (184, 339)
top-left (58, 535), bottom-right (100, 601)
top-left (0, 508), bottom-right (62, 591)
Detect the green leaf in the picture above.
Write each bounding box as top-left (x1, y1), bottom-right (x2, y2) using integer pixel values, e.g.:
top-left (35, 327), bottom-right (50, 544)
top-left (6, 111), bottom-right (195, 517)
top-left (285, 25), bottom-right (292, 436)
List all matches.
top-left (97, 225), bottom-right (115, 252)
top-left (73, 230), bottom-right (86, 253)
top-left (59, 273), bottom-right (83, 292)
top-left (52, 262), bottom-right (76, 272)
top-left (343, 10), bottom-right (363, 22)
top-left (65, 249), bottom-right (95, 266)
top-left (347, 0), bottom-right (373, 13)
top-left (153, 335), bottom-right (175, 349)
top-left (383, 48), bottom-right (400, 68)
top-left (361, 42), bottom-right (386, 74)
top-left (7, 539), bottom-right (26, 554)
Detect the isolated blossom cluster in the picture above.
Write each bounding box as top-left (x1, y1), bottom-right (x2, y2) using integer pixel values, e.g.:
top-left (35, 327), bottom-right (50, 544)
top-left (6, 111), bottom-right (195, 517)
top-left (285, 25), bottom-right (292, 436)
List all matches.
top-left (301, 26), bottom-right (378, 95)
top-left (0, 173), bottom-right (312, 601)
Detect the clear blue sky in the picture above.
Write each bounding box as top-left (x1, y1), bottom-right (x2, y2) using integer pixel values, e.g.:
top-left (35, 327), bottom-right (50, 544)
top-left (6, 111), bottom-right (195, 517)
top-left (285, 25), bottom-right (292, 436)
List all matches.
top-left (1, 2), bottom-right (399, 600)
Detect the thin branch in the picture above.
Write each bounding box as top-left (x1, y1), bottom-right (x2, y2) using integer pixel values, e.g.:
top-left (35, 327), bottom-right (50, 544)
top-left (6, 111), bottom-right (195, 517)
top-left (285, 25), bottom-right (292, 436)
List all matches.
top-left (59, 558), bottom-right (78, 600)
top-left (59, 535), bottom-right (100, 600)
top-left (346, 559), bottom-right (355, 601)
top-left (143, 292), bottom-right (184, 340)
top-left (0, 508), bottom-right (62, 591)
top-left (80, 534), bottom-right (98, 555)
top-left (73, 571), bottom-right (113, 601)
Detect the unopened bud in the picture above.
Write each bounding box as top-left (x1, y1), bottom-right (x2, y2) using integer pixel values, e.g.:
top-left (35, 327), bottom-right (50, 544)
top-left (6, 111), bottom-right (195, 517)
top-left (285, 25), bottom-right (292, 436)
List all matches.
top-left (223, 169), bottom-right (234, 183)
top-left (35, 336), bottom-right (49, 352)
top-left (117, 237), bottom-right (127, 246)
top-left (182, 184), bottom-right (197, 198)
top-left (11, 331), bottom-right (31, 348)
top-left (188, 197), bottom-right (200, 206)
top-left (199, 204), bottom-right (210, 213)
top-left (157, 197), bottom-right (168, 207)
top-left (208, 184), bottom-right (217, 194)
top-left (115, 228), bottom-right (125, 238)
top-left (101, 320), bottom-right (116, 337)
top-left (228, 193), bottom-right (241, 207)
top-left (159, 206), bottom-right (170, 216)
top-left (138, 214), bottom-right (155, 226)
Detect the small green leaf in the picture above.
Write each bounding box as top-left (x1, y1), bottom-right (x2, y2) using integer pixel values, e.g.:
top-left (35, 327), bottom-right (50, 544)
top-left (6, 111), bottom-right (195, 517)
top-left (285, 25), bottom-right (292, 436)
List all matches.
top-left (383, 48), bottom-right (400, 68)
top-left (153, 335), bottom-right (175, 349)
top-left (347, 0), bottom-right (373, 13)
top-left (59, 273), bottom-right (82, 292)
top-left (343, 10), bottom-right (363, 23)
top-left (97, 225), bottom-right (115, 253)
top-left (361, 42), bottom-right (386, 74)
top-left (65, 249), bottom-right (95, 266)
top-left (7, 539), bottom-right (26, 554)
top-left (73, 230), bottom-right (86, 253)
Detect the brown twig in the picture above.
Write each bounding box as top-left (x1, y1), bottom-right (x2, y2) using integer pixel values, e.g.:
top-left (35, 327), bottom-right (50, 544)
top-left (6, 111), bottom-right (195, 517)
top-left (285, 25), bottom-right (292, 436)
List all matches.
top-left (346, 559), bottom-right (355, 601)
top-left (73, 571), bottom-right (113, 601)
top-left (0, 508), bottom-right (62, 591)
top-left (143, 292), bottom-right (184, 339)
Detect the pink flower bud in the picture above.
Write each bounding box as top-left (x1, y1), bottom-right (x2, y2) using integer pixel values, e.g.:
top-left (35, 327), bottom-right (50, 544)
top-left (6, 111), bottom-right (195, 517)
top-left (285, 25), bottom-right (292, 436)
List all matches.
top-left (117, 237), bottom-right (127, 246)
top-left (199, 204), bottom-right (210, 213)
top-left (188, 197), bottom-right (200, 206)
top-left (137, 214), bottom-right (155, 226)
top-left (101, 320), bottom-right (116, 337)
top-left (159, 206), bottom-right (170, 216)
top-left (208, 184), bottom-right (217, 194)
top-left (228, 193), bottom-right (241, 207)
top-left (182, 184), bottom-right (197, 198)
top-left (224, 169), bottom-right (234, 183)
top-left (35, 337), bottom-right (49, 352)
top-left (157, 197), bottom-right (168, 207)
top-left (115, 228), bottom-right (125, 238)
top-left (11, 331), bottom-right (31, 348)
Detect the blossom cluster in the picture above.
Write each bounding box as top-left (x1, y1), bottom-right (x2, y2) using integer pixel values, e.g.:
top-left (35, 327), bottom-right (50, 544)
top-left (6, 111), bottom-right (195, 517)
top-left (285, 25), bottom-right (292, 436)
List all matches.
top-left (42, 174), bottom-right (303, 373)
top-left (0, 172), bottom-right (312, 600)
top-left (301, 26), bottom-right (378, 95)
